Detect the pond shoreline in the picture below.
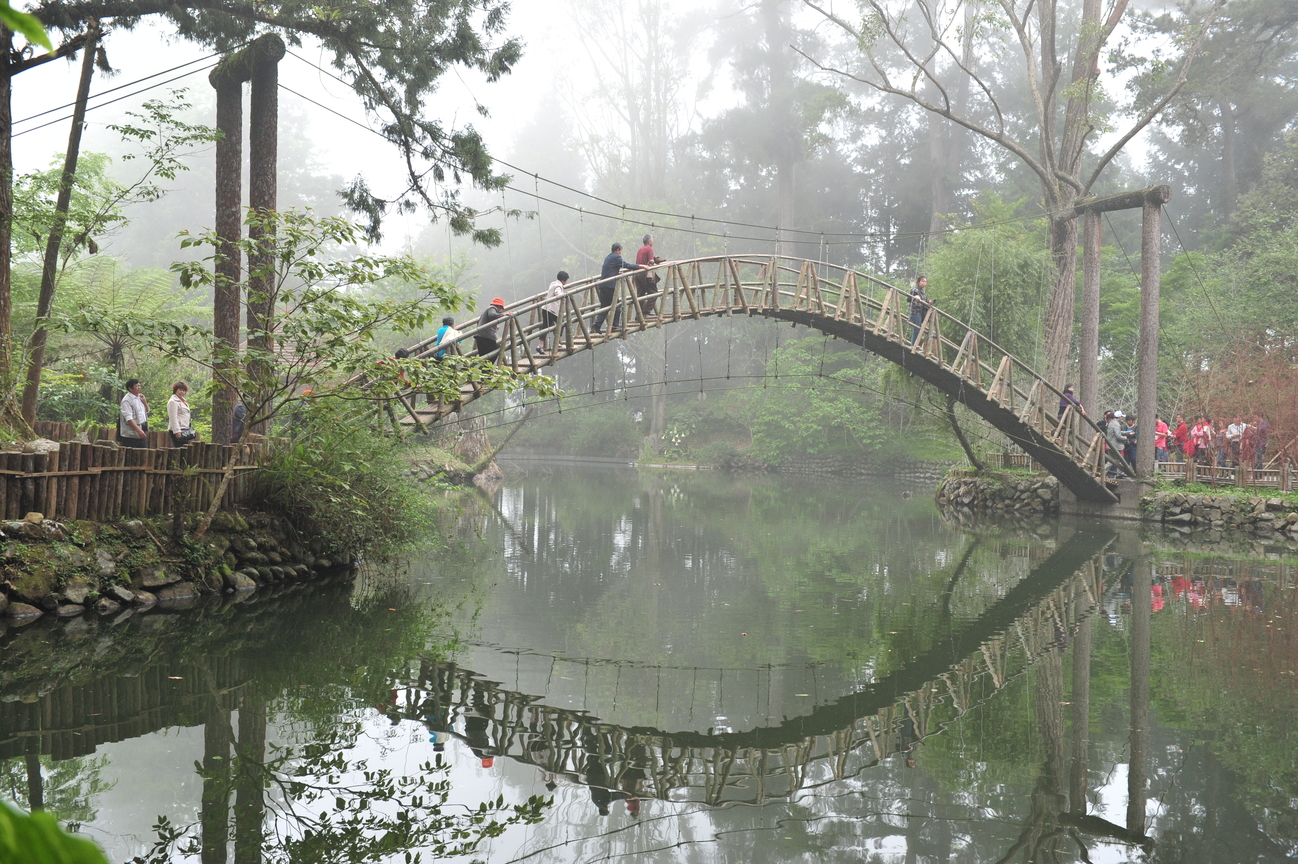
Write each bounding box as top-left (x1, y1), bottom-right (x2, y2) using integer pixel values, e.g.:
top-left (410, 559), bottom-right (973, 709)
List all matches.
top-left (937, 470), bottom-right (1298, 547)
top-left (0, 507), bottom-right (353, 633)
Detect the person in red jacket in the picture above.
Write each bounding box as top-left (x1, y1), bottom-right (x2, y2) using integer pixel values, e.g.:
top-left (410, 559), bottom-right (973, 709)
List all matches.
top-left (1171, 414), bottom-right (1189, 463)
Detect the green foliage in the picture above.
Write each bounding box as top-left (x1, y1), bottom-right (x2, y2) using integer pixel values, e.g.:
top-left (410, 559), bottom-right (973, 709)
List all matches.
top-left (12, 93), bottom-right (218, 268)
top-left (34, 364), bottom-right (118, 425)
top-left (920, 196), bottom-right (1053, 363)
top-left (0, 799), bottom-right (109, 864)
top-left (63, 209), bottom-right (558, 438)
top-left (35, 0), bottom-right (521, 241)
top-left (736, 339), bottom-right (890, 462)
top-left (254, 400), bottom-right (435, 561)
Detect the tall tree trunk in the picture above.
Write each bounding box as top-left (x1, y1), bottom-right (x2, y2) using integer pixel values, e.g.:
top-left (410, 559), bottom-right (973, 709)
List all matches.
top-left (20, 21), bottom-right (99, 426)
top-left (201, 704), bottom-right (233, 864)
top-left (1127, 557), bottom-right (1151, 835)
top-left (233, 695), bottom-right (266, 864)
top-left (1043, 216), bottom-right (1079, 386)
top-left (245, 38), bottom-right (284, 435)
top-left (24, 750), bottom-right (42, 810)
top-left (764, 0), bottom-right (798, 253)
top-left (1218, 99), bottom-right (1237, 216)
top-left (210, 69), bottom-right (244, 444)
top-left (1042, 0), bottom-right (1106, 387)
top-left (0, 29), bottom-right (13, 390)
top-left (926, 110), bottom-right (949, 236)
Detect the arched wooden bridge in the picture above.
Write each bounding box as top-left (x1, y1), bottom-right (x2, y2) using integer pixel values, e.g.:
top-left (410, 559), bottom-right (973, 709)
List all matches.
top-left (399, 255), bottom-right (1123, 503)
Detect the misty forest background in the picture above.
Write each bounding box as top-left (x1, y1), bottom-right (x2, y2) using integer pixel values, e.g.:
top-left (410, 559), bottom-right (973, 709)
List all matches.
top-left (17, 0), bottom-right (1298, 467)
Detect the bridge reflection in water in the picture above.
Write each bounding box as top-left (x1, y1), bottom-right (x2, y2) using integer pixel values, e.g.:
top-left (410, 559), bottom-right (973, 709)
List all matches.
top-left (0, 524), bottom-right (1216, 860)
top-left (393, 529), bottom-right (1119, 810)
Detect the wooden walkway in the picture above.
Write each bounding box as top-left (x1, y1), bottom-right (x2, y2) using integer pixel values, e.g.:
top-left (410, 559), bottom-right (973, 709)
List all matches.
top-left (400, 256), bottom-right (1123, 503)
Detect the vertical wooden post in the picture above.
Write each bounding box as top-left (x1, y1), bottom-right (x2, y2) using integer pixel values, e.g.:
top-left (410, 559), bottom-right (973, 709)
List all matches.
top-left (246, 36), bottom-right (285, 436)
top-left (1127, 557), bottom-right (1152, 835)
top-left (1135, 188), bottom-right (1170, 479)
top-left (1079, 209), bottom-right (1101, 415)
top-left (209, 64), bottom-right (244, 445)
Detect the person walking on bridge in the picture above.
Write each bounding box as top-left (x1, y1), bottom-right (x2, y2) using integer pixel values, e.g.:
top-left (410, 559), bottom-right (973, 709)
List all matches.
top-left (635, 234), bottom-right (664, 316)
top-left (593, 242), bottom-right (645, 335)
top-left (1057, 384), bottom-right (1085, 420)
top-left (909, 275), bottom-right (932, 348)
top-left (474, 298), bottom-right (511, 358)
top-left (539, 271), bottom-right (568, 355)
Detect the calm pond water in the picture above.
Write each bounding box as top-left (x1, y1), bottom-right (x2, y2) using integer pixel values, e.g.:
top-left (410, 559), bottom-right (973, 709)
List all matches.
top-left (2, 464), bottom-right (1297, 863)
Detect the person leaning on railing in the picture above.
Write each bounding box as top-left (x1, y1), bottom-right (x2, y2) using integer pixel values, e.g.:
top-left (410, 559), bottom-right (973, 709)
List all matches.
top-left (1057, 384), bottom-right (1085, 419)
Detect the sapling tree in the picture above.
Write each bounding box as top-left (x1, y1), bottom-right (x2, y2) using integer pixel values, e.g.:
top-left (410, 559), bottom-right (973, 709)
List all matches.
top-left (61, 208), bottom-right (559, 536)
top-left (18, 91), bottom-right (220, 424)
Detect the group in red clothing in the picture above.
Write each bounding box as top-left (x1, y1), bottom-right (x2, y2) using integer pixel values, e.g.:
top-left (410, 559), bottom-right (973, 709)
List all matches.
top-left (1166, 412), bottom-right (1270, 469)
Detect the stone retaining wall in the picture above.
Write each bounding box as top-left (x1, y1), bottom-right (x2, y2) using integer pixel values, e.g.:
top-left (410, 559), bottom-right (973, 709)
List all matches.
top-left (1143, 490), bottom-right (1298, 541)
top-left (725, 454), bottom-right (955, 484)
top-left (935, 471), bottom-right (1060, 516)
top-left (0, 509), bottom-right (350, 632)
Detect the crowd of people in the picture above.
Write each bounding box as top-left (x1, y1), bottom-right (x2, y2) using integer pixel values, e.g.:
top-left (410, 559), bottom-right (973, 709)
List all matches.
top-left (1085, 404), bottom-right (1272, 473)
top-left (426, 235), bottom-right (668, 362)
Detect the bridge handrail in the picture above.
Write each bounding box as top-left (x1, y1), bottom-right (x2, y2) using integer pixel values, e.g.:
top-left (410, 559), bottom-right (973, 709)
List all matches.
top-left (375, 254), bottom-right (1126, 498)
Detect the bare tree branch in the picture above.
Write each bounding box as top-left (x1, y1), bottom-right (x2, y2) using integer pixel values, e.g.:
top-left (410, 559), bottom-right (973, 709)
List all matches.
top-left (1082, 0), bottom-right (1225, 192)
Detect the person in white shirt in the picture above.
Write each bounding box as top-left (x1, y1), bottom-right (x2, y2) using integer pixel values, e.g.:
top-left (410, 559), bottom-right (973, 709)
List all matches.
top-left (1226, 415), bottom-right (1246, 466)
top-left (538, 270), bottom-right (568, 355)
top-left (167, 380), bottom-right (198, 448)
top-left (118, 378), bottom-right (149, 448)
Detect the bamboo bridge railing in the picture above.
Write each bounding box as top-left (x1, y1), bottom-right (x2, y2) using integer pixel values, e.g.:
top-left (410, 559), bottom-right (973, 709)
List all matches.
top-left (396, 256), bottom-right (1125, 503)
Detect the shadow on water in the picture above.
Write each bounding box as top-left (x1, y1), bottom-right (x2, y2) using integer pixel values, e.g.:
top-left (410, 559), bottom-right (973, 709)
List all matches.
top-left (0, 466), bottom-right (1297, 862)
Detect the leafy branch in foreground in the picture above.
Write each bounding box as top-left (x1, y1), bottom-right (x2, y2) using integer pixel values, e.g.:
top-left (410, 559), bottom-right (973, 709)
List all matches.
top-left (129, 719), bottom-right (548, 864)
top-left (59, 209), bottom-right (559, 537)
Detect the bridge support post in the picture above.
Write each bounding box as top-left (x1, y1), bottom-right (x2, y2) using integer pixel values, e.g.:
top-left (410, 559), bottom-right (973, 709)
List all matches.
top-left (1059, 478), bottom-right (1151, 520)
top-left (1136, 190), bottom-right (1168, 478)
top-left (1079, 211), bottom-right (1101, 416)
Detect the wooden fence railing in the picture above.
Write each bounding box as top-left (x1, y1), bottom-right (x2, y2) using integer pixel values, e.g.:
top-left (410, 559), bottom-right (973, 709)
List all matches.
top-left (1153, 458), bottom-right (1295, 492)
top-left (991, 452), bottom-right (1044, 471)
top-left (0, 423), bottom-right (261, 521)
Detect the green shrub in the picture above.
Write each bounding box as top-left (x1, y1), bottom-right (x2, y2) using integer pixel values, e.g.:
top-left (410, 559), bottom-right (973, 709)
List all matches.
top-left (254, 401), bottom-right (434, 562)
top-left (0, 800), bottom-right (108, 864)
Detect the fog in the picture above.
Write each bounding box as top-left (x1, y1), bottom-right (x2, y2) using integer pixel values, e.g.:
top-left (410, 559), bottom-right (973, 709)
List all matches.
top-left (13, 0), bottom-right (1215, 272)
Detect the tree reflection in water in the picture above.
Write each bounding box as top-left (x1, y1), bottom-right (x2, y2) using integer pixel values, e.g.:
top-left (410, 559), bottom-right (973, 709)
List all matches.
top-left (1, 469), bottom-right (1298, 862)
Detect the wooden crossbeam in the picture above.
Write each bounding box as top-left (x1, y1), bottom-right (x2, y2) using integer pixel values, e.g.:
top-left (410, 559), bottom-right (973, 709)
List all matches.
top-left (916, 311), bottom-right (942, 361)
top-left (727, 258), bottom-right (749, 312)
top-left (988, 356), bottom-right (1013, 409)
top-left (873, 286), bottom-right (905, 340)
top-left (951, 331), bottom-right (981, 384)
top-left (834, 270), bottom-right (859, 322)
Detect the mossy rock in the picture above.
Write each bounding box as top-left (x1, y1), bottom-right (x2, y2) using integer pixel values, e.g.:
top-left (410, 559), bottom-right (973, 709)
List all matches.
top-left (4, 546), bottom-right (63, 602)
top-left (210, 511), bottom-right (241, 532)
top-left (67, 521), bottom-right (97, 546)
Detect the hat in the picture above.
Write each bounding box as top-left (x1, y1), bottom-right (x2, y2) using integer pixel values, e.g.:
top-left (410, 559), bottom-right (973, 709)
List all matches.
top-left (491, 297), bottom-right (504, 307)
top-left (1114, 411), bottom-right (1125, 418)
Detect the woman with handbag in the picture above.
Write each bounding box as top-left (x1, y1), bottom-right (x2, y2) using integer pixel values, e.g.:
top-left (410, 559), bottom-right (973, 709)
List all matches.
top-left (167, 381), bottom-right (199, 447)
